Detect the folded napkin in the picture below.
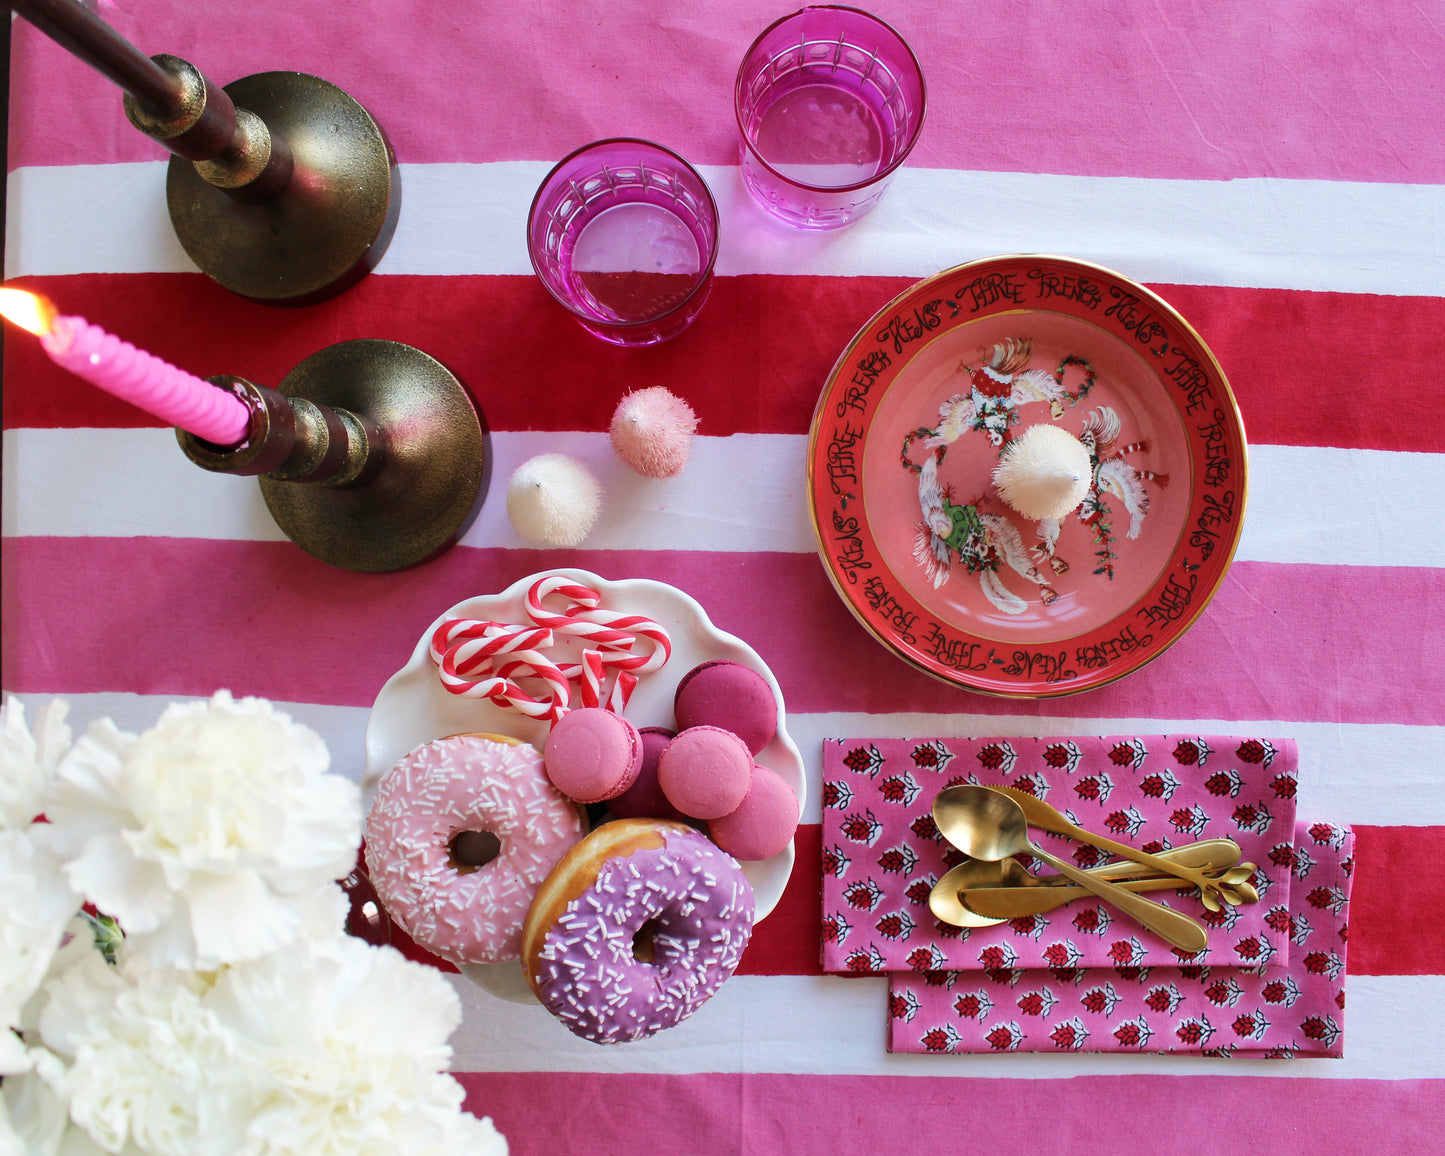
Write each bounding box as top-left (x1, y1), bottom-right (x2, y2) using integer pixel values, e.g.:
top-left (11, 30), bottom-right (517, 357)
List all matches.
top-left (888, 819), bottom-right (1353, 1056)
top-left (820, 736), bottom-right (1299, 973)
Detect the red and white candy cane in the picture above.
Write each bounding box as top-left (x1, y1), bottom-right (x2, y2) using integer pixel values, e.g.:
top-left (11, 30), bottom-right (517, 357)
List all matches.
top-left (437, 647), bottom-right (570, 722)
top-left (525, 576), bottom-right (672, 673)
top-left (430, 619), bottom-right (555, 675)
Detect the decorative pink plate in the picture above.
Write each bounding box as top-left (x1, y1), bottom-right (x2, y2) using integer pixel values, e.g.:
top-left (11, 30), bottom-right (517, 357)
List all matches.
top-left (807, 256), bottom-right (1247, 697)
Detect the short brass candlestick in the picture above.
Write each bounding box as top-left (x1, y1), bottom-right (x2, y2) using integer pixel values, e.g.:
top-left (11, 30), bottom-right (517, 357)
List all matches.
top-left (179, 340), bottom-right (489, 573)
top-left (10, 0), bottom-right (398, 304)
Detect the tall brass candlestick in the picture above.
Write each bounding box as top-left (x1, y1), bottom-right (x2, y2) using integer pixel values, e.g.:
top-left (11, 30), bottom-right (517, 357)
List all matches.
top-left (10, 0), bottom-right (398, 304)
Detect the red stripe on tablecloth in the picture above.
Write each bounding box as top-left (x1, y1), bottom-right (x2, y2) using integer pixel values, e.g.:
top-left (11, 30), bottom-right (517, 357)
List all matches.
top-left (4, 540), bottom-right (1445, 729)
top-left (6, 273), bottom-right (1445, 454)
top-left (456, 1073), bottom-right (1445, 1156)
top-left (1346, 827), bottom-right (1445, 977)
top-left (11, 4), bottom-right (1445, 183)
top-left (736, 823), bottom-right (822, 977)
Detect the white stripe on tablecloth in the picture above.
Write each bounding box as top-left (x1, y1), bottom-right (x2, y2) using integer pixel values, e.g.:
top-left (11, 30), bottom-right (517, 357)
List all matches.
top-left (9, 693), bottom-right (1443, 828)
top-left (5, 428), bottom-right (1444, 570)
top-left (7, 162), bottom-right (1445, 296)
top-left (445, 972), bottom-right (1437, 1079)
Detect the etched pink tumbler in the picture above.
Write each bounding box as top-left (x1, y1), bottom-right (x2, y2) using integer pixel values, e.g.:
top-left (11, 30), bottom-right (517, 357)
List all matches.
top-left (527, 139), bottom-right (720, 346)
top-left (735, 6), bottom-right (926, 229)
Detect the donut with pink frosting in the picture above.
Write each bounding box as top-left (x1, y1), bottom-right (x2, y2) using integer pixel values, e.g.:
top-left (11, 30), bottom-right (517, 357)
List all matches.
top-left (365, 733), bottom-right (586, 966)
top-left (521, 819), bottom-right (755, 1044)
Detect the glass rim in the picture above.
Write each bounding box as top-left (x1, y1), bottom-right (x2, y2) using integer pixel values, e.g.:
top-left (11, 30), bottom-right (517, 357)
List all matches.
top-left (733, 5), bottom-right (928, 194)
top-left (526, 137), bottom-right (721, 330)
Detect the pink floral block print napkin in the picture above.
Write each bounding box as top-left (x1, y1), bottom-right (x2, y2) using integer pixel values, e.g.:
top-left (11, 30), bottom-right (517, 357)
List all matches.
top-left (820, 736), bottom-right (1299, 974)
top-left (888, 819), bottom-right (1354, 1056)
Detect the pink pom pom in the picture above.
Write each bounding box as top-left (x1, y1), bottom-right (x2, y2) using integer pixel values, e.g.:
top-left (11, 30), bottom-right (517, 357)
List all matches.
top-left (609, 386), bottom-right (698, 478)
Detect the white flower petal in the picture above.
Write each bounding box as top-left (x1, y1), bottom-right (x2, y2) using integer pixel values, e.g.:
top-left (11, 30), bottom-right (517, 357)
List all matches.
top-left (44, 723), bottom-right (136, 857)
top-left (35, 950), bottom-right (126, 1061)
top-left (63, 832), bottom-right (172, 934)
top-left (184, 871), bottom-right (301, 968)
top-left (0, 832), bottom-right (79, 1028)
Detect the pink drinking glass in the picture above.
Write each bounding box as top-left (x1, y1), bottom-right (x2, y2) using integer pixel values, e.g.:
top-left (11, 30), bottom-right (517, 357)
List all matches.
top-left (527, 139), bottom-right (720, 346)
top-left (735, 6), bottom-right (926, 229)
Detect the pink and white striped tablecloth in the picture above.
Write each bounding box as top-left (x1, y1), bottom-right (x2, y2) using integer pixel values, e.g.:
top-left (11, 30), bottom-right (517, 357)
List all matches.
top-left (5, 1), bottom-right (1444, 1151)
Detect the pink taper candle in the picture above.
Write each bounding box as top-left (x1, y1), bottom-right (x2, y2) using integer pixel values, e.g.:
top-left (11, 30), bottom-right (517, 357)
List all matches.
top-left (0, 288), bottom-right (251, 446)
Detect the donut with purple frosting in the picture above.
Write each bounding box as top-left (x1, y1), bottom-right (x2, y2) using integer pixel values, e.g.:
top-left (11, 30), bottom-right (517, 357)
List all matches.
top-left (521, 818), bottom-right (755, 1044)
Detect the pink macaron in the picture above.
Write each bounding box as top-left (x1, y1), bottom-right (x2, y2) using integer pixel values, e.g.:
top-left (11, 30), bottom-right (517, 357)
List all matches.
top-left (708, 765), bottom-right (799, 861)
top-left (607, 727), bottom-right (684, 821)
top-left (542, 708), bottom-right (643, 804)
top-left (656, 725), bottom-right (753, 820)
top-left (673, 660), bottom-right (777, 756)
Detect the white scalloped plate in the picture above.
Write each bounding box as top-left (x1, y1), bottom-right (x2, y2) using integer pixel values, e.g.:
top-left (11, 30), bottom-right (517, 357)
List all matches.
top-left (364, 568), bottom-right (804, 1003)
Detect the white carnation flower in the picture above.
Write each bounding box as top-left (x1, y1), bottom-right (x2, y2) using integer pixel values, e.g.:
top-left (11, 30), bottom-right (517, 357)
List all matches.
top-left (0, 831), bottom-right (79, 1039)
top-left (206, 937), bottom-right (507, 1156)
top-left (46, 958), bottom-right (254, 1156)
top-left (0, 1047), bottom-right (100, 1156)
top-left (45, 692), bottom-right (361, 970)
top-left (0, 696), bottom-right (72, 830)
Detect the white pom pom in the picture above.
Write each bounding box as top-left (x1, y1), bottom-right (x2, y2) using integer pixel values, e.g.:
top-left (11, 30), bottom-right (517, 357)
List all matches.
top-left (506, 453), bottom-right (603, 547)
top-left (991, 424), bottom-right (1093, 521)
top-left (609, 386), bottom-right (698, 478)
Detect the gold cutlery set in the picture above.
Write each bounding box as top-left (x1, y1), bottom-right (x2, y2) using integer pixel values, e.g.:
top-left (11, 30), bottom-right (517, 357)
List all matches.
top-left (928, 785), bottom-right (1259, 952)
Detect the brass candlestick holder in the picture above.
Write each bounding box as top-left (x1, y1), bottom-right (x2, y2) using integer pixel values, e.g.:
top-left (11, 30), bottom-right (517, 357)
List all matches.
top-left (11, 0), bottom-right (398, 304)
top-left (179, 340), bottom-right (489, 573)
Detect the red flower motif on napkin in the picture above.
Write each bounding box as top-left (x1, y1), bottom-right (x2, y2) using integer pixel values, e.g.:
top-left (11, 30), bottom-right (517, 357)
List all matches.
top-left (1137, 770), bottom-right (1180, 801)
top-left (1042, 741), bottom-right (1083, 773)
top-left (1235, 739), bottom-right (1276, 767)
top-left (1049, 1017), bottom-right (1089, 1050)
top-left (977, 742), bottom-right (1016, 772)
top-left (1172, 738), bottom-right (1211, 766)
top-left (904, 878), bottom-right (936, 907)
top-left (953, 990), bottom-right (992, 1020)
top-left (876, 844), bottom-right (918, 875)
top-left (985, 1023), bottom-right (1025, 1051)
top-left (875, 911), bottom-right (916, 941)
top-left (842, 744), bottom-right (885, 776)
top-left (840, 810), bottom-right (883, 846)
top-left (843, 879), bottom-right (884, 911)
top-left (920, 1024), bottom-right (961, 1052)
top-left (1107, 740), bottom-right (1145, 768)
top-left (1204, 769), bottom-right (1243, 798)
top-left (1175, 1015), bottom-right (1216, 1046)
top-left (889, 989), bottom-right (921, 1022)
top-left (1270, 773), bottom-right (1298, 800)
top-left (879, 772), bottom-right (921, 806)
top-left (910, 741), bottom-right (955, 771)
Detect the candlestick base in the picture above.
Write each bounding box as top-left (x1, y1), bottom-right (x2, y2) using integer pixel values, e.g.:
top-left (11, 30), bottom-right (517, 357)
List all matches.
top-left (166, 71), bottom-right (398, 304)
top-left (266, 341), bottom-right (487, 572)
top-left (179, 341), bottom-right (487, 572)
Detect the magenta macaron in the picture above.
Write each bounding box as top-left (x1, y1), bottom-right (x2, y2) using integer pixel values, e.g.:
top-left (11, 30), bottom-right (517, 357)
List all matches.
top-left (656, 725), bottom-right (753, 820)
top-left (606, 726), bottom-right (684, 821)
top-left (542, 707), bottom-right (643, 804)
top-left (708, 765), bottom-right (799, 861)
top-left (673, 660), bottom-right (777, 756)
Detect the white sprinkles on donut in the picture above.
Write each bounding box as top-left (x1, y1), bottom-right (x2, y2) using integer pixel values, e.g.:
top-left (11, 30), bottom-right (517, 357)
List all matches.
top-left (364, 734), bottom-right (585, 966)
top-left (531, 825), bottom-right (754, 1044)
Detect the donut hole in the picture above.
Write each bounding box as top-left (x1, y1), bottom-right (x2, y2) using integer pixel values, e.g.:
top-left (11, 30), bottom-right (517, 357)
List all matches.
top-left (448, 829), bottom-right (502, 874)
top-left (632, 918), bottom-right (661, 964)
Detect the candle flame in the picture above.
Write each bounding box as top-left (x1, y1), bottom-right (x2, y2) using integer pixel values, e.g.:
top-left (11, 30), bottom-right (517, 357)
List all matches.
top-left (0, 288), bottom-right (57, 337)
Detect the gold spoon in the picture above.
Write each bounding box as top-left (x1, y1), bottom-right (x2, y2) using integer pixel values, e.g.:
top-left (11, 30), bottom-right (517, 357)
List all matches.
top-left (992, 785), bottom-right (1255, 912)
top-left (929, 838), bottom-right (1244, 928)
top-left (932, 785), bottom-right (1209, 952)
